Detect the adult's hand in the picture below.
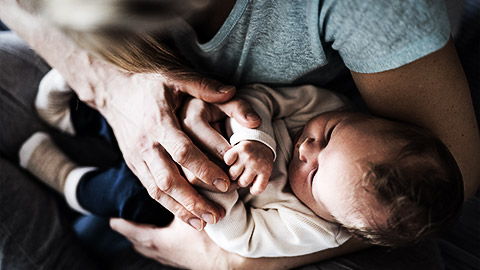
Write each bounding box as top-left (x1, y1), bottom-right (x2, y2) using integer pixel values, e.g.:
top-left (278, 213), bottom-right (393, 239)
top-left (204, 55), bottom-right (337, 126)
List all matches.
top-left (111, 218), bottom-right (234, 269)
top-left (76, 59), bottom-right (262, 230)
top-left (0, 0), bottom-right (263, 230)
top-left (179, 97), bottom-right (262, 191)
top-left (110, 218), bottom-right (368, 270)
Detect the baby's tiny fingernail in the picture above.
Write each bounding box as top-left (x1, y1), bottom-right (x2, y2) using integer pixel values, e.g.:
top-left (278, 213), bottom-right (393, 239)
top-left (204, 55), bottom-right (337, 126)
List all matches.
top-left (202, 213), bottom-right (216, 224)
top-left (188, 218), bottom-right (204, 231)
top-left (213, 178), bottom-right (228, 192)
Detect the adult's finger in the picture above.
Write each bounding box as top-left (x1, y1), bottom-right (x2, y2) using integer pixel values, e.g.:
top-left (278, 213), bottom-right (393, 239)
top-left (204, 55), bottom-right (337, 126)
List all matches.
top-left (177, 76), bottom-right (261, 129)
top-left (181, 167), bottom-right (216, 191)
top-left (109, 218), bottom-right (175, 263)
top-left (216, 98), bottom-right (262, 129)
top-left (182, 100), bottom-right (232, 160)
top-left (142, 145), bottom-right (226, 226)
top-left (157, 129), bottom-right (231, 190)
top-left (177, 75), bottom-right (237, 104)
top-left (110, 218), bottom-right (156, 245)
top-left (110, 218), bottom-right (221, 269)
top-left (133, 157), bottom-right (221, 229)
top-left (150, 105), bottom-right (231, 192)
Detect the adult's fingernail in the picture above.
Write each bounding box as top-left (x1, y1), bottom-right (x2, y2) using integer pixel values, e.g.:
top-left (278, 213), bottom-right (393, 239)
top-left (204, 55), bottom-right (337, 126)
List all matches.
top-left (188, 218), bottom-right (204, 231)
top-left (213, 178), bottom-right (228, 192)
top-left (218, 85), bottom-right (235, 94)
top-left (246, 113), bottom-right (260, 122)
top-left (202, 213), bottom-right (216, 224)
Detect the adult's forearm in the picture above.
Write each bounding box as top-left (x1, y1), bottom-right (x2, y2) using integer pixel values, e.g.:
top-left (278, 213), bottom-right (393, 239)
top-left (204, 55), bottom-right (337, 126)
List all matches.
top-left (0, 0), bottom-right (104, 107)
top-left (110, 217), bottom-right (369, 270)
top-left (352, 39), bottom-right (480, 199)
top-left (223, 238), bottom-right (368, 270)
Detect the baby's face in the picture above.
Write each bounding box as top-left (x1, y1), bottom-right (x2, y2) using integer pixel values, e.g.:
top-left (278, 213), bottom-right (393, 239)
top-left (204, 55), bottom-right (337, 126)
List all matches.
top-left (288, 111), bottom-right (392, 228)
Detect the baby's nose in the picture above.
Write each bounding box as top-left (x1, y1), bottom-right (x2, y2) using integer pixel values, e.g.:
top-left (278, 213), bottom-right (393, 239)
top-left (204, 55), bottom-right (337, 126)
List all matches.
top-left (298, 137), bottom-right (320, 163)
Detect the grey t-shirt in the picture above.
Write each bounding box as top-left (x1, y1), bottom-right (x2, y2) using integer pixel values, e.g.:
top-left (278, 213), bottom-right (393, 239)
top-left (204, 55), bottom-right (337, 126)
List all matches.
top-left (175, 0), bottom-right (450, 87)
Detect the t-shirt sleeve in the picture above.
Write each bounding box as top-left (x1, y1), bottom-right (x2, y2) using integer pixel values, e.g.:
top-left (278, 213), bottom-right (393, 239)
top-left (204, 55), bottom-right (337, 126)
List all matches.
top-left (321, 0), bottom-right (451, 73)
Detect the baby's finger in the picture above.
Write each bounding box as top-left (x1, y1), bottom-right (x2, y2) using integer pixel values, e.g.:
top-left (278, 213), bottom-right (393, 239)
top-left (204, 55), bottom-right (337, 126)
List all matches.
top-left (250, 174), bottom-right (269, 195)
top-left (237, 170), bottom-right (256, 188)
top-left (228, 165), bottom-right (244, 181)
top-left (224, 148), bottom-right (238, 166)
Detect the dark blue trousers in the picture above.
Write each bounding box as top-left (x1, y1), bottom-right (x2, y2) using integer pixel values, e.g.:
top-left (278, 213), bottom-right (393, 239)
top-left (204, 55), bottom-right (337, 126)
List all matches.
top-left (70, 99), bottom-right (173, 227)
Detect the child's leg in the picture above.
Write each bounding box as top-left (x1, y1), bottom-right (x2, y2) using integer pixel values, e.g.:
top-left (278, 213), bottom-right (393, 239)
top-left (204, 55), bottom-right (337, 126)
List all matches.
top-left (18, 132), bottom-right (96, 214)
top-left (76, 162), bottom-right (173, 227)
top-left (19, 132), bottom-right (172, 226)
top-left (37, 68), bottom-right (116, 144)
top-left (36, 69), bottom-right (76, 135)
top-left (69, 98), bottom-right (117, 145)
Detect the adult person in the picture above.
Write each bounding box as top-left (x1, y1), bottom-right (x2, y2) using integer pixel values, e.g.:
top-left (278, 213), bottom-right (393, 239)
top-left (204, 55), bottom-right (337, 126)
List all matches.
top-left (2, 0), bottom-right (261, 230)
top-left (0, 0), bottom-right (479, 270)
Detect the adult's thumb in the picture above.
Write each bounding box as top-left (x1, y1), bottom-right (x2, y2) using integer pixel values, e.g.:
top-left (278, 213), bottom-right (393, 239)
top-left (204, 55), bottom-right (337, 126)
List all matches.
top-left (179, 75), bottom-right (236, 103)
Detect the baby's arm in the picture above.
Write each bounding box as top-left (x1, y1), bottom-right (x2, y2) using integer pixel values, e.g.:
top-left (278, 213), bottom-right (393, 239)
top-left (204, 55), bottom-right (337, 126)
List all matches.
top-left (202, 182), bottom-right (351, 257)
top-left (199, 85), bottom-right (350, 257)
top-left (224, 140), bottom-right (274, 195)
top-left (223, 84), bottom-right (346, 195)
top-left (223, 86), bottom-right (278, 195)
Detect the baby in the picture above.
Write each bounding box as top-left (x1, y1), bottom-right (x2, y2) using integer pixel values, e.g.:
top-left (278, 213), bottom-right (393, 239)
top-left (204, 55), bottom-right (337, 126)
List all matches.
top-left (19, 69), bottom-right (464, 258)
top-left (188, 83), bottom-right (464, 256)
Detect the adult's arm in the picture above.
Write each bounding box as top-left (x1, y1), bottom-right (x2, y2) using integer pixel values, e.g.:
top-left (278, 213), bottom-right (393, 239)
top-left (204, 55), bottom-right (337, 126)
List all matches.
top-left (0, 0), bottom-right (261, 229)
top-left (352, 39), bottom-right (480, 199)
top-left (110, 217), bottom-right (369, 270)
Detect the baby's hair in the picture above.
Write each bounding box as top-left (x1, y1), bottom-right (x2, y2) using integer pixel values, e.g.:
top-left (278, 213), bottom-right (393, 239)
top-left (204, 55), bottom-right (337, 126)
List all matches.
top-left (344, 122), bottom-right (464, 247)
top-left (20, 0), bottom-right (464, 248)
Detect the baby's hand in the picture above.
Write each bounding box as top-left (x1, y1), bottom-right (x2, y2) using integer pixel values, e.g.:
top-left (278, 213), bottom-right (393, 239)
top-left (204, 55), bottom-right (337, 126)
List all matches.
top-left (224, 141), bottom-right (274, 195)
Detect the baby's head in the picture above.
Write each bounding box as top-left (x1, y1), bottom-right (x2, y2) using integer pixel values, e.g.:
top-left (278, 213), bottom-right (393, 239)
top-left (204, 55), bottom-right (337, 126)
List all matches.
top-left (288, 111), bottom-right (463, 247)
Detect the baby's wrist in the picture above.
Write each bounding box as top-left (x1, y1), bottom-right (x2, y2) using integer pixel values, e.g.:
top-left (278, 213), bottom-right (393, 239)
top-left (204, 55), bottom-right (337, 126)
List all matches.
top-left (242, 140), bottom-right (274, 160)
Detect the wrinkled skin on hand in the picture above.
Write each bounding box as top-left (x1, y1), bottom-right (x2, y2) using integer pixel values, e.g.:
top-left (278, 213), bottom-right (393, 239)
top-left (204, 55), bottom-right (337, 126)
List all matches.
top-left (110, 217), bottom-right (238, 270)
top-left (179, 97), bottom-right (263, 193)
top-left (64, 56), bottom-right (261, 230)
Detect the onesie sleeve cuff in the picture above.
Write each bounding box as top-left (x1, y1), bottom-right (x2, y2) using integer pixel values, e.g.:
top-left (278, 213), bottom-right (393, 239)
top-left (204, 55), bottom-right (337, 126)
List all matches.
top-left (229, 130), bottom-right (277, 161)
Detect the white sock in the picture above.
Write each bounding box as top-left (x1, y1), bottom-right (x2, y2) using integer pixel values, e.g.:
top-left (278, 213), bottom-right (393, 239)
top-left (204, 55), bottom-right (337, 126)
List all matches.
top-left (36, 69), bottom-right (76, 135)
top-left (64, 167), bottom-right (97, 215)
top-left (19, 131), bottom-right (97, 214)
